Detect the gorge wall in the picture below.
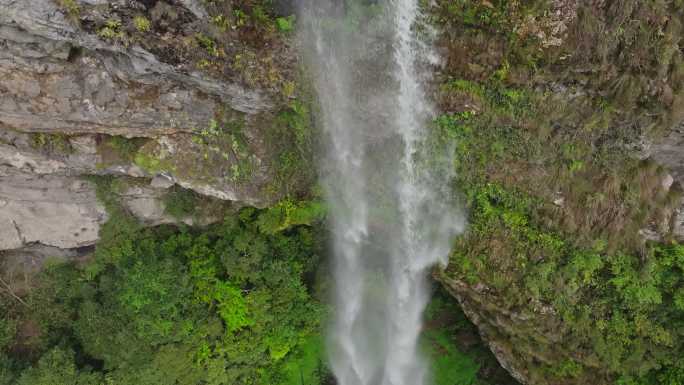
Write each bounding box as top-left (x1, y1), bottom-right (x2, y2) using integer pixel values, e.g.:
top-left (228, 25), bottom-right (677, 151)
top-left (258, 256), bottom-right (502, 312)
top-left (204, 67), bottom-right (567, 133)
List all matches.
top-left (431, 1), bottom-right (684, 384)
top-left (0, 0), bottom-right (314, 277)
top-left (2, 1), bottom-right (684, 385)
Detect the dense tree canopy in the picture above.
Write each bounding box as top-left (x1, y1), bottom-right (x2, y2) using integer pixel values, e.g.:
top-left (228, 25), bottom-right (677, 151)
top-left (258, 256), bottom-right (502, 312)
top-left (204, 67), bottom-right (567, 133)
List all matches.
top-left (0, 205), bottom-right (326, 385)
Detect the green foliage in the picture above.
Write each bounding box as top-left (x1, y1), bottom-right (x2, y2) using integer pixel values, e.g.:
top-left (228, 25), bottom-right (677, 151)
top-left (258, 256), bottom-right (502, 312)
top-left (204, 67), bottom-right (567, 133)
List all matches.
top-left (226, 0), bottom-right (288, 33)
top-left (433, 2), bottom-right (684, 384)
top-left (133, 15), bottom-right (151, 32)
top-left (57, 0), bottom-right (79, 18)
top-left (437, 76), bottom-right (679, 253)
top-left (548, 360), bottom-right (583, 379)
top-left (98, 135), bottom-right (147, 165)
top-left (256, 200), bottom-right (326, 235)
top-left (192, 116), bottom-right (254, 183)
top-left (163, 187), bottom-right (198, 219)
top-left (0, 355), bottom-right (16, 385)
top-left (425, 330), bottom-right (480, 385)
top-left (134, 152), bottom-right (174, 174)
top-left (276, 16), bottom-right (295, 33)
top-left (196, 33), bottom-right (221, 57)
top-left (16, 348), bottom-right (102, 385)
top-left (0, 317), bottom-right (15, 352)
top-left (269, 334), bottom-right (329, 385)
top-left (213, 281), bottom-right (252, 333)
top-left (98, 19), bottom-right (124, 40)
top-left (446, 182), bottom-right (684, 383)
top-left (422, 291), bottom-right (516, 385)
top-left (7, 197), bottom-right (325, 384)
top-left (270, 100), bottom-right (317, 196)
top-left (29, 133), bottom-right (73, 154)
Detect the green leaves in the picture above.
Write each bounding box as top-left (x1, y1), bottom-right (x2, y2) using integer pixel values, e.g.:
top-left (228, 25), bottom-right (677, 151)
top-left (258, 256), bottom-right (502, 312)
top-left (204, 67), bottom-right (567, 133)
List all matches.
top-left (276, 16), bottom-right (295, 33)
top-left (214, 281), bottom-right (252, 333)
top-left (16, 348), bottom-right (102, 385)
top-left (256, 200), bottom-right (327, 235)
top-left (449, 181), bottom-right (684, 383)
top-left (8, 201), bottom-right (325, 384)
top-left (0, 317), bottom-right (15, 352)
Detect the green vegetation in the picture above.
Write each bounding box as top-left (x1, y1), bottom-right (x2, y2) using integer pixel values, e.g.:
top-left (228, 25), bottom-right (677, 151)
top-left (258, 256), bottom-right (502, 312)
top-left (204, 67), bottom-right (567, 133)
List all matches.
top-left (276, 16), bottom-right (295, 33)
top-left (196, 33), bottom-right (223, 58)
top-left (445, 183), bottom-right (684, 384)
top-left (97, 135), bottom-right (148, 167)
top-left (57, 0), bottom-right (80, 19)
top-left (192, 115), bottom-right (254, 183)
top-left (223, 0), bottom-right (289, 33)
top-left (268, 334), bottom-right (329, 385)
top-left (192, 0), bottom-right (300, 93)
top-left (432, 2), bottom-right (684, 383)
top-left (426, 330), bottom-right (480, 385)
top-left (163, 187), bottom-right (199, 220)
top-left (435, 71), bottom-right (684, 385)
top-left (268, 97), bottom-right (317, 198)
top-left (97, 19), bottom-right (124, 40)
top-left (134, 152), bottom-right (175, 174)
top-left (133, 15), bottom-right (151, 32)
top-left (29, 133), bottom-right (73, 155)
top-left (422, 291), bottom-right (517, 385)
top-left (0, 185), bottom-right (328, 384)
top-left (256, 199), bottom-right (326, 235)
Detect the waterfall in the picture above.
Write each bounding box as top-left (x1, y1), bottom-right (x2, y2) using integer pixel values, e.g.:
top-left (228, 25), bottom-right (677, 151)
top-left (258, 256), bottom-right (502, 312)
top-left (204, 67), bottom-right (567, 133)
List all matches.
top-left (299, 1), bottom-right (465, 384)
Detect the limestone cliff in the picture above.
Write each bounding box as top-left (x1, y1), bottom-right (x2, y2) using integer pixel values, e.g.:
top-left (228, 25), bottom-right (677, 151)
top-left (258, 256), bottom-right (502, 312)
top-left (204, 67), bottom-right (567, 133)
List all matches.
top-left (0, 0), bottom-right (312, 266)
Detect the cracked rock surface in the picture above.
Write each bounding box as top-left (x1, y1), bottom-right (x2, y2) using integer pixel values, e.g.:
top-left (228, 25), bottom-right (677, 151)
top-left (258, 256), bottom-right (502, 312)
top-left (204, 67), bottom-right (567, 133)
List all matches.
top-left (0, 0), bottom-right (297, 258)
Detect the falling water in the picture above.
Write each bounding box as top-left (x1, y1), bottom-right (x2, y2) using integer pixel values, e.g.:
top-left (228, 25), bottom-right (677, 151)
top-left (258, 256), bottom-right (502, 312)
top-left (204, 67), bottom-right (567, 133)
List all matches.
top-left (299, 1), bottom-right (465, 384)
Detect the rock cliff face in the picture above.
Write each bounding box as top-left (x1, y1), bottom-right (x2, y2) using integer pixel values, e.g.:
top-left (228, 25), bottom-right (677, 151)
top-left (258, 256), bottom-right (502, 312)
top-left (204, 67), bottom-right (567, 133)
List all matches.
top-left (0, 0), bottom-right (308, 263)
top-left (431, 1), bottom-right (684, 384)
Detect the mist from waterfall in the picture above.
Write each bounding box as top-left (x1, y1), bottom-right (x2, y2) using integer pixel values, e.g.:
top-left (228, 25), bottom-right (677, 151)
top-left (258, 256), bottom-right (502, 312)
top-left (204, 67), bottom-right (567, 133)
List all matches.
top-left (298, 1), bottom-right (465, 384)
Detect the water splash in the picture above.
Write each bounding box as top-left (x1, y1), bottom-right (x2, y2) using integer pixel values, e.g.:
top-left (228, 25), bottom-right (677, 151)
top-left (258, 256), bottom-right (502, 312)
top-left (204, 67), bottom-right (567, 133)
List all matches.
top-left (299, 1), bottom-right (465, 384)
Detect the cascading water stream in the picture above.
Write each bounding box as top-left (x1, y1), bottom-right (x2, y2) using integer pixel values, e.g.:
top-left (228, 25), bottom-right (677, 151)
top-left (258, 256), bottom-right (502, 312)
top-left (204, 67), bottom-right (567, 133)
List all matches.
top-left (299, 1), bottom-right (465, 384)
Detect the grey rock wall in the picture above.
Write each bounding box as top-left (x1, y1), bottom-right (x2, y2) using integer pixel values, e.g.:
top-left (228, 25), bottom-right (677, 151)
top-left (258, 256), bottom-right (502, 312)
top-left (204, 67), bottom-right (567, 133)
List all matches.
top-left (0, 0), bottom-right (291, 261)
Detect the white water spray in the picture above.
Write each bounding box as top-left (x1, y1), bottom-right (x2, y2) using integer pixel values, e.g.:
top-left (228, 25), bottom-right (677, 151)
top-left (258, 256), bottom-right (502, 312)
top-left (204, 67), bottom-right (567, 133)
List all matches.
top-left (299, 1), bottom-right (464, 384)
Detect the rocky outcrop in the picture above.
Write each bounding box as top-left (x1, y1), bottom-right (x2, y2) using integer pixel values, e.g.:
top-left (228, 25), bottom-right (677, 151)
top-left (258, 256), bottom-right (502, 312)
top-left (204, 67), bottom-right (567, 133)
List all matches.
top-left (433, 1), bottom-right (684, 384)
top-left (0, 167), bottom-right (105, 251)
top-left (0, 0), bottom-right (301, 260)
top-left (0, 137), bottom-right (213, 250)
top-left (642, 126), bottom-right (684, 239)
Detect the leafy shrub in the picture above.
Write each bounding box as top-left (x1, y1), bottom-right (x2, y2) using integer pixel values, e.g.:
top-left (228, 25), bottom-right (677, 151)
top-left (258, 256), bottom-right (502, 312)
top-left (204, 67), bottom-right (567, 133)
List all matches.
top-left (426, 330), bottom-right (480, 385)
top-left (8, 202), bottom-right (324, 384)
top-left (276, 16), bottom-right (295, 33)
top-left (16, 348), bottom-right (102, 385)
top-left (446, 183), bottom-right (684, 383)
top-left (29, 133), bottom-right (73, 154)
top-left (257, 200), bottom-right (326, 235)
top-left (57, 0), bottom-right (79, 18)
top-left (133, 15), bottom-right (151, 32)
top-left (97, 19), bottom-right (123, 40)
top-left (98, 135), bottom-right (147, 164)
top-left (0, 318), bottom-right (15, 352)
top-left (163, 187), bottom-right (198, 219)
